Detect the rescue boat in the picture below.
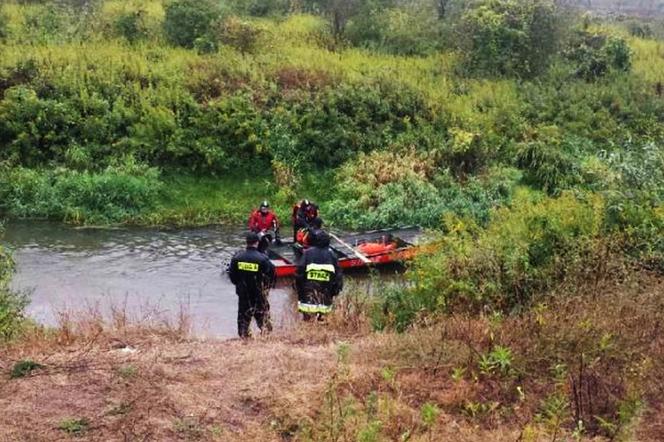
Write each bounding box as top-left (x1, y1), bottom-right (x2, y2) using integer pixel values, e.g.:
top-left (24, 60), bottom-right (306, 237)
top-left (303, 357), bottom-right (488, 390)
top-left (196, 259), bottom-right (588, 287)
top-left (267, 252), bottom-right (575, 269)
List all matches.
top-left (266, 227), bottom-right (422, 278)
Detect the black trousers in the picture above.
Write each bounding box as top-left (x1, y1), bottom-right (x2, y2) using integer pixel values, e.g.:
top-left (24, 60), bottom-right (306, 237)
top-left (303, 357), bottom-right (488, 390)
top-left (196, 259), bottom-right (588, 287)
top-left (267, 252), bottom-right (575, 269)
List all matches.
top-left (237, 291), bottom-right (271, 338)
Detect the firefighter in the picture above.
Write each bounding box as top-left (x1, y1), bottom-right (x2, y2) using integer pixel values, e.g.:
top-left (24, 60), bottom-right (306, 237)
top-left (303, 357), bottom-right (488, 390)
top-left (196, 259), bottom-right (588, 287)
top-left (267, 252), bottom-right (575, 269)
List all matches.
top-left (292, 199), bottom-right (319, 242)
top-left (300, 217), bottom-right (324, 248)
top-left (248, 201), bottom-right (281, 245)
top-left (228, 232), bottom-right (276, 338)
top-left (295, 231), bottom-right (343, 320)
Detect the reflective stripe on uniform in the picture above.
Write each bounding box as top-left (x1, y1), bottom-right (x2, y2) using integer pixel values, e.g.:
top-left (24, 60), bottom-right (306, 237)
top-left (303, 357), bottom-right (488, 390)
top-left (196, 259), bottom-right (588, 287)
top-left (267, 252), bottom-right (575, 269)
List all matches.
top-left (298, 302), bottom-right (333, 314)
top-left (238, 261), bottom-right (259, 272)
top-left (305, 263), bottom-right (335, 273)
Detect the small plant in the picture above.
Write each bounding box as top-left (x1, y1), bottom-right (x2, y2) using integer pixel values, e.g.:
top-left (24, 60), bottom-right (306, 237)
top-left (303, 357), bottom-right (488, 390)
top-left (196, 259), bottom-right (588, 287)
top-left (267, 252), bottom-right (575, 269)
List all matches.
top-left (117, 364), bottom-right (137, 379)
top-left (173, 416), bottom-right (205, 439)
top-left (107, 401), bottom-right (132, 416)
top-left (420, 402), bottom-right (440, 441)
top-left (58, 417), bottom-right (90, 435)
top-left (451, 367), bottom-right (466, 382)
top-left (10, 359), bottom-right (44, 379)
top-left (462, 400), bottom-right (498, 419)
top-left (478, 345), bottom-right (513, 376)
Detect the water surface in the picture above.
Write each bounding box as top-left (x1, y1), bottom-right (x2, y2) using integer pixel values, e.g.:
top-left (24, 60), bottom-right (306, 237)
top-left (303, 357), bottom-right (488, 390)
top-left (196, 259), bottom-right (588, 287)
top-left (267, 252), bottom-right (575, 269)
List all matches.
top-left (3, 222), bottom-right (298, 338)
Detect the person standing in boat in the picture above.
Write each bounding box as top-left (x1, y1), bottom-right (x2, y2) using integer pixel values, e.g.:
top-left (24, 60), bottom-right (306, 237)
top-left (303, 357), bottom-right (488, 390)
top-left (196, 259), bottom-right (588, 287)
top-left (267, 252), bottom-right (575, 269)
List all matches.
top-left (248, 201), bottom-right (281, 246)
top-left (300, 217), bottom-right (324, 248)
top-left (295, 231), bottom-right (343, 320)
top-left (292, 199), bottom-right (319, 242)
top-left (229, 232), bottom-right (276, 338)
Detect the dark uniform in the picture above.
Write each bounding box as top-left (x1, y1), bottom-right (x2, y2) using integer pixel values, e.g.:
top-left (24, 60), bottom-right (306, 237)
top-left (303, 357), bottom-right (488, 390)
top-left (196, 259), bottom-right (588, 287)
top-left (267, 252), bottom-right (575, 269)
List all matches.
top-left (292, 200), bottom-right (319, 242)
top-left (229, 233), bottom-right (276, 338)
top-left (295, 231), bottom-right (343, 319)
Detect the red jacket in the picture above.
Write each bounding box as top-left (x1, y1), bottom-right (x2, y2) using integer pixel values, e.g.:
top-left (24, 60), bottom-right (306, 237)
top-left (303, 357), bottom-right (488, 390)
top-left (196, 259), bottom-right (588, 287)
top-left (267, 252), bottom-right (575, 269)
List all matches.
top-left (248, 210), bottom-right (279, 232)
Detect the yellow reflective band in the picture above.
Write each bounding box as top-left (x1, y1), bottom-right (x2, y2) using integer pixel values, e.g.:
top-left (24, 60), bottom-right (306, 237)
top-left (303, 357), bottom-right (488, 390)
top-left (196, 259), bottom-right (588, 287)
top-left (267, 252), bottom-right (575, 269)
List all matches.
top-left (298, 302), bottom-right (333, 314)
top-left (238, 261), bottom-right (259, 272)
top-left (307, 270), bottom-right (331, 282)
top-left (306, 263), bottom-right (335, 273)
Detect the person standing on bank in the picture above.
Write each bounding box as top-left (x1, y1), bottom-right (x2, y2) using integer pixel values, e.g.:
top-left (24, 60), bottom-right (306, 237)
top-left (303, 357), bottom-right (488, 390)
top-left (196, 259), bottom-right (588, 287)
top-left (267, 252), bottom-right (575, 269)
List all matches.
top-left (295, 231), bottom-right (343, 320)
top-left (229, 232), bottom-right (276, 338)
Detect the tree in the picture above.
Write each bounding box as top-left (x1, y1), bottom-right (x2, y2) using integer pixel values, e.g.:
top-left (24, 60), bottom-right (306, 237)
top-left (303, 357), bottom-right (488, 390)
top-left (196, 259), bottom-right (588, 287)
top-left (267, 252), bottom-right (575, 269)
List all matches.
top-left (318, 0), bottom-right (361, 40)
top-left (460, 0), bottom-right (559, 78)
top-left (163, 0), bottom-right (223, 48)
top-left (436, 0), bottom-right (450, 19)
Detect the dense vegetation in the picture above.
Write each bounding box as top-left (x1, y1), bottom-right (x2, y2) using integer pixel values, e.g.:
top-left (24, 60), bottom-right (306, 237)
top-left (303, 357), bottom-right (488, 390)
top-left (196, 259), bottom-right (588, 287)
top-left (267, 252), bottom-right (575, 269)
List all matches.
top-left (0, 0), bottom-right (660, 228)
top-left (0, 229), bottom-right (26, 340)
top-left (0, 1), bottom-right (663, 439)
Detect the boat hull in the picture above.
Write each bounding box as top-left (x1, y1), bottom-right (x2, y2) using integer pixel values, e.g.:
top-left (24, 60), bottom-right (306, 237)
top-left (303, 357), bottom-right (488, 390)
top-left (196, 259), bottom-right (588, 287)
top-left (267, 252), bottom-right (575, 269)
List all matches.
top-left (271, 245), bottom-right (418, 278)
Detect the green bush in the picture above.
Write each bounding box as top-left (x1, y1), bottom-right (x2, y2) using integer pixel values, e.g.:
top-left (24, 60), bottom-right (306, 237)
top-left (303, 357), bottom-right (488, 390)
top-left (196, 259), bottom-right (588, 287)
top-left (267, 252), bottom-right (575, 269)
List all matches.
top-left (0, 230), bottom-right (27, 341)
top-left (228, 0), bottom-right (291, 17)
top-left (0, 161), bottom-right (163, 224)
top-left (516, 128), bottom-right (585, 194)
top-left (164, 0), bottom-right (223, 49)
top-left (459, 0), bottom-right (559, 77)
top-left (564, 30), bottom-right (632, 81)
top-left (114, 10), bottom-right (150, 43)
top-left (346, 6), bottom-right (442, 56)
top-left (326, 150), bottom-right (516, 229)
top-left (0, 9), bottom-right (9, 42)
top-left (216, 16), bottom-right (263, 54)
top-left (22, 4), bottom-right (66, 43)
top-left (269, 81), bottom-right (434, 168)
top-left (406, 192), bottom-right (605, 316)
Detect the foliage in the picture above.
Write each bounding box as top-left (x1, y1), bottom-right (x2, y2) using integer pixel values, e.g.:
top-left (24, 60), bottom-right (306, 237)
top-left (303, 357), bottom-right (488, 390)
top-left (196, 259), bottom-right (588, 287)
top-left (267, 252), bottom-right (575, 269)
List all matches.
top-left (0, 9), bottom-right (9, 42)
top-left (327, 150), bottom-right (517, 229)
top-left (516, 127), bottom-right (585, 194)
top-left (216, 16), bottom-right (263, 54)
top-left (163, 0), bottom-right (223, 48)
top-left (10, 359), bottom-right (44, 378)
top-left (228, 0), bottom-right (291, 17)
top-left (0, 227), bottom-right (27, 341)
top-left (0, 161), bottom-right (163, 224)
top-left (346, 5), bottom-right (443, 56)
top-left (114, 9), bottom-right (150, 43)
top-left (459, 0), bottom-right (559, 77)
top-left (58, 417), bottom-right (90, 435)
top-left (407, 192), bottom-right (606, 315)
top-left (564, 30), bottom-right (632, 80)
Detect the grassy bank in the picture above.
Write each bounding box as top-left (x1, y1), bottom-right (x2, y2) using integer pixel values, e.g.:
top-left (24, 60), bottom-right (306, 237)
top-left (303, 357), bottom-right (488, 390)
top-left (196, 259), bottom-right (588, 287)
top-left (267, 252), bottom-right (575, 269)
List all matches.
top-left (0, 0), bottom-right (662, 230)
top-left (1, 272), bottom-right (663, 441)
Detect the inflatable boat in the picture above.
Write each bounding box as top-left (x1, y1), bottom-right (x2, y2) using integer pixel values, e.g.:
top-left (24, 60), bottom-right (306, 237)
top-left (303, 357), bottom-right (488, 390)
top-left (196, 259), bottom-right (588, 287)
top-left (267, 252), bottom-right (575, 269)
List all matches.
top-left (266, 227), bottom-right (422, 278)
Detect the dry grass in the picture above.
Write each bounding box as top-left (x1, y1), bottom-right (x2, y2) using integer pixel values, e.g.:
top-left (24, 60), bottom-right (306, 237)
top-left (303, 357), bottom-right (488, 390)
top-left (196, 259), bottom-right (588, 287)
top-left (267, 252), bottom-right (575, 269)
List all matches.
top-left (0, 273), bottom-right (663, 441)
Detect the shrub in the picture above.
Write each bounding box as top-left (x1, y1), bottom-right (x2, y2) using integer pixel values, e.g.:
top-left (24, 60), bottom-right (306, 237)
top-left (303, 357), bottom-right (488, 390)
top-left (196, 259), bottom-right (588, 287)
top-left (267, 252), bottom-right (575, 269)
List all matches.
top-left (268, 80), bottom-right (433, 168)
top-left (23, 4), bottom-right (66, 43)
top-left (10, 359), bottom-right (44, 378)
top-left (0, 161), bottom-right (163, 224)
top-left (516, 127), bottom-right (584, 194)
top-left (459, 0), bottom-right (559, 78)
top-left (216, 16), bottom-right (263, 54)
top-left (163, 0), bottom-right (223, 48)
top-left (0, 231), bottom-right (27, 341)
top-left (114, 10), bottom-right (149, 43)
top-left (228, 0), bottom-right (291, 17)
top-left (0, 10), bottom-right (9, 42)
top-left (346, 6), bottom-right (442, 56)
top-left (326, 150), bottom-right (516, 229)
top-left (406, 192), bottom-right (605, 316)
top-left (564, 30), bottom-right (632, 80)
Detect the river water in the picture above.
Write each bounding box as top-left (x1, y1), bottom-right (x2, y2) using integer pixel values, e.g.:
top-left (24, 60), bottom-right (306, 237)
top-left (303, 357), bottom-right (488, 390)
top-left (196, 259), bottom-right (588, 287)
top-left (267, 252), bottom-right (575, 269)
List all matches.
top-left (2, 222), bottom-right (302, 338)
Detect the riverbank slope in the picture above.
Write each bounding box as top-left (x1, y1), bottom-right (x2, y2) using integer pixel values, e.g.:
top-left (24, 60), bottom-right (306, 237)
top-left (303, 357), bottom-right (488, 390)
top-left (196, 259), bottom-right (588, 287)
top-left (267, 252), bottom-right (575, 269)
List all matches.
top-left (1, 272), bottom-right (663, 441)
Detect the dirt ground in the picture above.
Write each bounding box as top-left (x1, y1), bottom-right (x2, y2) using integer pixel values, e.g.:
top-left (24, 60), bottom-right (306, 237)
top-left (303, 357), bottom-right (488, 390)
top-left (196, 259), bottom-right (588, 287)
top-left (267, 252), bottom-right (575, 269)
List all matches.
top-left (2, 274), bottom-right (664, 441)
